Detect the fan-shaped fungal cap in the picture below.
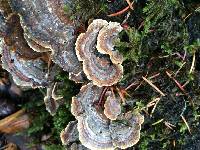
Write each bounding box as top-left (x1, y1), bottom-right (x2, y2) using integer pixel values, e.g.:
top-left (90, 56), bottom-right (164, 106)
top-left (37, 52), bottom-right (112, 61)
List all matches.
top-left (24, 34), bottom-right (51, 53)
top-left (70, 83), bottom-right (144, 150)
top-left (71, 83), bottom-right (114, 150)
top-left (60, 121), bottom-right (79, 145)
top-left (97, 22), bottom-right (123, 64)
top-left (75, 19), bottom-right (123, 87)
top-left (4, 14), bottom-right (48, 60)
top-left (8, 0), bottom-right (74, 47)
top-left (83, 54), bottom-right (123, 87)
top-left (0, 14), bottom-right (53, 87)
top-left (71, 83), bottom-right (104, 118)
top-left (8, 0), bottom-right (82, 75)
top-left (104, 92), bottom-right (121, 120)
top-left (61, 120), bottom-right (89, 150)
top-left (75, 19), bottom-right (108, 61)
top-left (110, 111), bottom-right (144, 149)
top-left (51, 43), bottom-right (82, 75)
top-left (44, 83), bottom-right (60, 116)
top-left (1, 42), bottom-right (49, 87)
top-left (77, 113), bottom-right (114, 150)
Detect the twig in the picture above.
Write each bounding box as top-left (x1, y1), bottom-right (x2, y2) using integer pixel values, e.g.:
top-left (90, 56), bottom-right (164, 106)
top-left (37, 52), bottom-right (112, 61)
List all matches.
top-left (125, 80), bottom-right (140, 91)
top-left (164, 121), bottom-right (176, 130)
top-left (174, 62), bottom-right (186, 77)
top-left (116, 87), bottom-right (126, 104)
top-left (182, 80), bottom-right (190, 88)
top-left (149, 73), bottom-right (160, 80)
top-left (98, 87), bottom-right (109, 107)
top-left (134, 74), bottom-right (148, 91)
top-left (166, 71), bottom-right (194, 107)
top-left (181, 115), bottom-right (191, 134)
top-left (142, 76), bottom-right (165, 96)
top-left (189, 53), bottom-right (196, 74)
top-left (125, 0), bottom-right (134, 10)
top-left (152, 118), bottom-right (164, 126)
top-left (108, 2), bottom-right (134, 17)
top-left (122, 11), bottom-right (131, 25)
top-left (150, 97), bottom-right (161, 117)
top-left (184, 13), bottom-right (192, 22)
top-left (0, 146), bottom-right (8, 150)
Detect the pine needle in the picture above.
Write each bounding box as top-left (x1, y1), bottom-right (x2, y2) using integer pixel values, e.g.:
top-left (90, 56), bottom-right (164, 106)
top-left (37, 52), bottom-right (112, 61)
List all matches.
top-left (142, 76), bottom-right (165, 96)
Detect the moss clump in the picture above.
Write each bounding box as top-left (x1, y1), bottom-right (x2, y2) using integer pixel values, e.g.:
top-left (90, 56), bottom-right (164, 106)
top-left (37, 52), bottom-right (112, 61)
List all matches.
top-left (115, 0), bottom-right (200, 149)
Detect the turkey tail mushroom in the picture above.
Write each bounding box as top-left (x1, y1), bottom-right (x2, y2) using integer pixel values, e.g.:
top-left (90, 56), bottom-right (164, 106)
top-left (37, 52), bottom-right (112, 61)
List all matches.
top-left (97, 22), bottom-right (123, 64)
top-left (75, 19), bottom-right (123, 87)
top-left (8, 0), bottom-right (82, 76)
top-left (69, 83), bottom-right (144, 150)
top-left (60, 120), bottom-right (79, 145)
top-left (0, 14), bottom-right (51, 88)
top-left (104, 92), bottom-right (121, 120)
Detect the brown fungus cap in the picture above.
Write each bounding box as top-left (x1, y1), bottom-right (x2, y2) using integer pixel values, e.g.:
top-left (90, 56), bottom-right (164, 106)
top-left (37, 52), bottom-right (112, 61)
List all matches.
top-left (1, 43), bottom-right (49, 87)
top-left (60, 121), bottom-right (79, 145)
top-left (44, 83), bottom-right (60, 116)
top-left (77, 113), bottom-right (113, 150)
top-left (71, 83), bottom-right (104, 119)
top-left (75, 19), bottom-right (108, 61)
top-left (0, 14), bottom-right (51, 87)
top-left (61, 120), bottom-right (89, 150)
top-left (24, 34), bottom-right (51, 53)
top-left (110, 111), bottom-right (144, 149)
top-left (70, 83), bottom-right (144, 150)
top-left (97, 22), bottom-right (123, 64)
top-left (3, 14), bottom-right (48, 60)
top-left (75, 19), bottom-right (123, 87)
top-left (8, 0), bottom-right (82, 75)
top-left (104, 92), bottom-right (121, 120)
top-left (71, 83), bottom-right (114, 150)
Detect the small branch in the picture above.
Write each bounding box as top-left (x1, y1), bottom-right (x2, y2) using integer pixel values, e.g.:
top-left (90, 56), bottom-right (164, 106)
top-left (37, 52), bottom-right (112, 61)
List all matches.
top-left (164, 121), bottom-right (176, 130)
top-left (150, 97), bottom-right (161, 117)
top-left (181, 115), bottom-right (191, 134)
top-left (189, 53), bottom-right (196, 74)
top-left (152, 118), bottom-right (164, 126)
top-left (98, 87), bottom-right (109, 107)
top-left (174, 62), bottom-right (186, 77)
top-left (116, 87), bottom-right (126, 104)
top-left (125, 0), bottom-right (134, 10)
top-left (166, 71), bottom-right (194, 107)
top-left (108, 2), bottom-right (134, 17)
top-left (125, 80), bottom-right (140, 91)
top-left (142, 76), bottom-right (165, 96)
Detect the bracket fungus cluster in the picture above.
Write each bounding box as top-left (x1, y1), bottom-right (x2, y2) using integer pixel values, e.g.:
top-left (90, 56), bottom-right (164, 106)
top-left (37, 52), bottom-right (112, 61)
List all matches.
top-left (64, 83), bottom-right (144, 150)
top-left (0, 0), bottom-right (144, 149)
top-left (0, 5), bottom-right (50, 88)
top-left (8, 0), bottom-right (82, 76)
top-left (75, 19), bottom-right (124, 87)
